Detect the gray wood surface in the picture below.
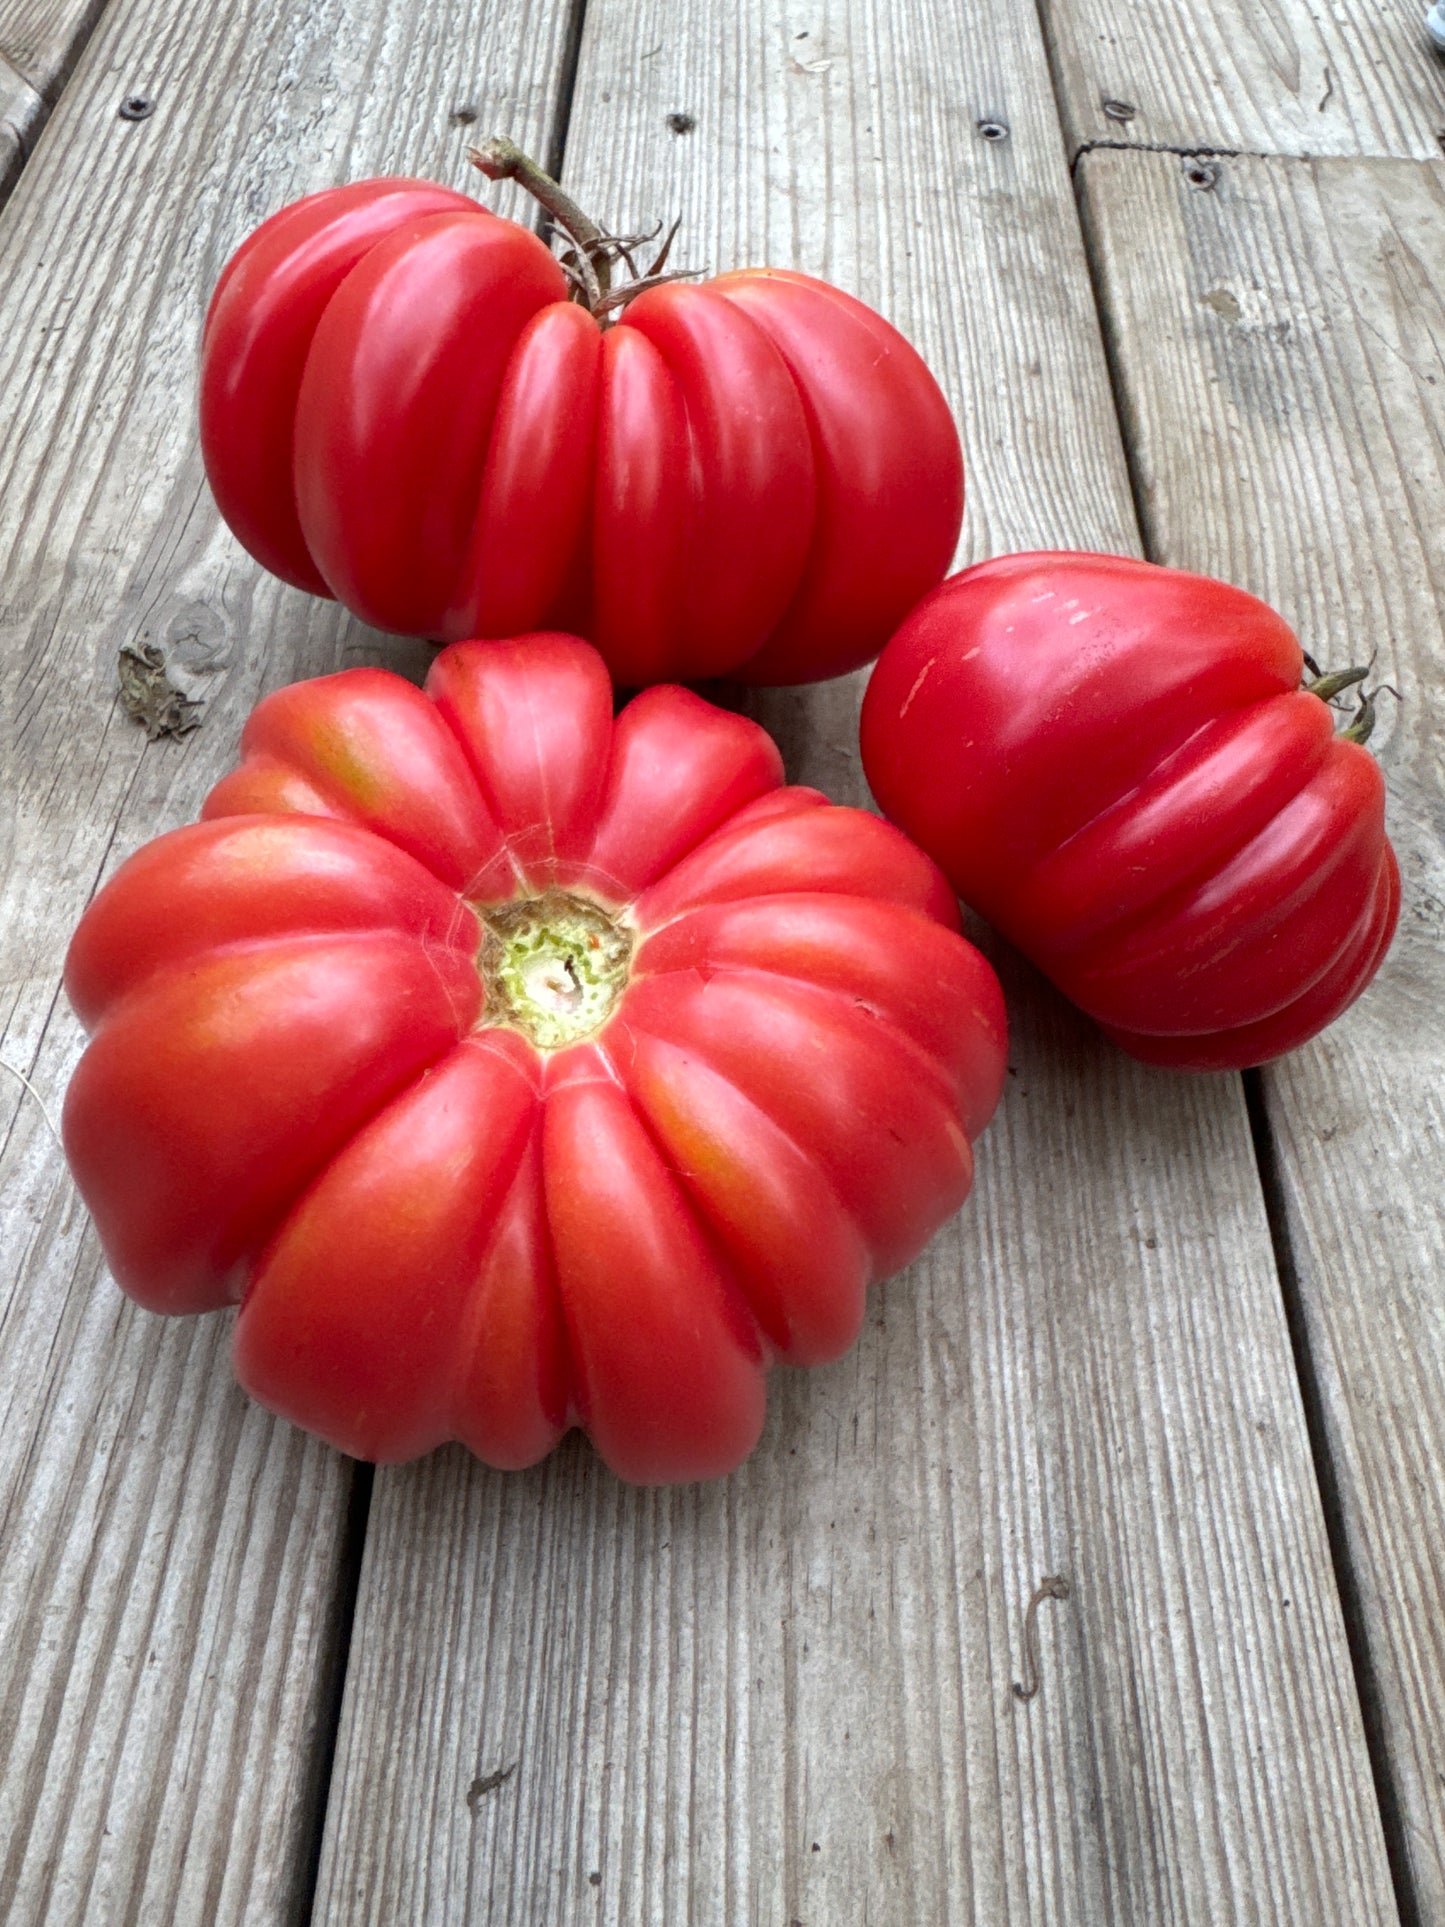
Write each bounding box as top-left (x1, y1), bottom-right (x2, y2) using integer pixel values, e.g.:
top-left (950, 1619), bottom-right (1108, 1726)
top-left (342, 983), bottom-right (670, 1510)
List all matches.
top-left (0, 0), bottom-right (108, 201)
top-left (1079, 143), bottom-right (1445, 1924)
top-left (312, 6), bottom-right (1398, 1922)
top-left (1038, 0), bottom-right (1445, 162)
top-left (0, 0), bottom-right (577, 1915)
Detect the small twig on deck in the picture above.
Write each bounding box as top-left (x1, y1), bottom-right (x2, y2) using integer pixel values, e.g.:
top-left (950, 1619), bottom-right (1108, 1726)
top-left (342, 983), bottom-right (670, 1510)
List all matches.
top-left (1012, 1574), bottom-right (1071, 1703)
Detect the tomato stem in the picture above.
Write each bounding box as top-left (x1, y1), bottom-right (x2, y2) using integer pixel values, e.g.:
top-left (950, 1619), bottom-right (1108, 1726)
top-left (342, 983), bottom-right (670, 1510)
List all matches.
top-left (469, 137), bottom-right (703, 321)
top-left (470, 136), bottom-right (614, 302)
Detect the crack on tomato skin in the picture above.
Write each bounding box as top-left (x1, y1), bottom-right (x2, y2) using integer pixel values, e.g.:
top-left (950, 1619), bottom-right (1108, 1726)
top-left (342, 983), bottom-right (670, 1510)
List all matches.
top-left (897, 654), bottom-right (938, 721)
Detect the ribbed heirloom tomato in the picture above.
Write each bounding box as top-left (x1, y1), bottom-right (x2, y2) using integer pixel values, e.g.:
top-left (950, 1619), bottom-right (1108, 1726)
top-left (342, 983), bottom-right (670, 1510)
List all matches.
top-left (860, 553), bottom-right (1399, 1071)
top-left (64, 636), bottom-right (1007, 1483)
top-left (199, 141), bottom-right (963, 687)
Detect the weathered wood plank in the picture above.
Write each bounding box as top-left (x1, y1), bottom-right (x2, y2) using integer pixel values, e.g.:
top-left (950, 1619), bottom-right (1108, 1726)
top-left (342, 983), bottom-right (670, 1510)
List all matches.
top-left (0, 0), bottom-right (110, 201)
top-left (0, 0), bottom-right (577, 1916)
top-left (1078, 143), bottom-right (1445, 1922)
top-left (1038, 0), bottom-right (1445, 162)
top-left (313, 6), bottom-right (1398, 1922)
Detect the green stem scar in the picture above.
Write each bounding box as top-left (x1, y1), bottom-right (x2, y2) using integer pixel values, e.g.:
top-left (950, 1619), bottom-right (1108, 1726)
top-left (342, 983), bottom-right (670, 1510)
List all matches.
top-left (479, 892), bottom-right (633, 1050)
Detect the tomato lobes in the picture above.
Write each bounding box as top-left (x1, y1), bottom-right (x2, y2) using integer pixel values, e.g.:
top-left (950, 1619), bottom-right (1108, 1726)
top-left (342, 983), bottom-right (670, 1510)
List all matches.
top-left (583, 684), bottom-right (784, 897)
top-left (200, 179), bottom-right (964, 684)
top-left (203, 667), bottom-right (514, 896)
top-left (716, 271), bottom-right (965, 685)
top-left (634, 798), bottom-right (961, 928)
top-left (860, 553), bottom-right (1399, 1069)
top-left (543, 1064), bottom-right (768, 1485)
top-left (1103, 842), bottom-right (1401, 1068)
top-left (634, 895), bottom-right (1005, 1125)
top-left (235, 1034), bottom-right (540, 1462)
top-left (622, 969), bottom-right (975, 1280)
top-left (199, 180), bottom-right (480, 594)
top-left (454, 302), bottom-right (602, 637)
top-left (62, 934), bottom-right (483, 1315)
top-left (63, 816), bottom-right (471, 1029)
top-left (1009, 694), bottom-right (1338, 956)
top-left (64, 634), bottom-right (1005, 1481)
top-left (451, 1118), bottom-right (569, 1468)
top-left (1075, 746), bottom-right (1388, 1034)
top-left (425, 635), bottom-right (614, 886)
top-left (619, 283), bottom-right (816, 677)
top-left (293, 214), bottom-right (566, 635)
top-left (590, 324), bottom-right (694, 683)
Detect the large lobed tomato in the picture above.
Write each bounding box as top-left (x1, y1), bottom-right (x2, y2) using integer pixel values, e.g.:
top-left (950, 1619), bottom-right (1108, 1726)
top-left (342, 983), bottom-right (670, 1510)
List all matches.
top-left (64, 636), bottom-right (1006, 1483)
top-left (860, 553), bottom-right (1399, 1071)
top-left (199, 152), bottom-right (963, 687)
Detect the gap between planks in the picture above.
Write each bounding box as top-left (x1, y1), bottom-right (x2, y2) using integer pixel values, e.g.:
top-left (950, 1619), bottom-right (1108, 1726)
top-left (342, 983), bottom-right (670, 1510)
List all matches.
top-left (0, 0), bottom-right (116, 204)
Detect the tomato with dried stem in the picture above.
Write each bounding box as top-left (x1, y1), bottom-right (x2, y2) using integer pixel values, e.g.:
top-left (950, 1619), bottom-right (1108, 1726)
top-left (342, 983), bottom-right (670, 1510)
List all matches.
top-left (199, 140), bottom-right (963, 687)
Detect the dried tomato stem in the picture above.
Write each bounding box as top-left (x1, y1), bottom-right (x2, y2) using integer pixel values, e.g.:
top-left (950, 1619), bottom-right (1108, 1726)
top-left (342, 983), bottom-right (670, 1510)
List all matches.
top-left (469, 136), bottom-right (613, 301)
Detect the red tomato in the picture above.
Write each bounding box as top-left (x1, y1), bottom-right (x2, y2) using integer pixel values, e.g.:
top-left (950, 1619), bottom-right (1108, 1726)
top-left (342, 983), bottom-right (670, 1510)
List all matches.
top-left (199, 177), bottom-right (963, 686)
top-left (859, 553), bottom-right (1399, 1071)
top-left (64, 635), bottom-right (1006, 1482)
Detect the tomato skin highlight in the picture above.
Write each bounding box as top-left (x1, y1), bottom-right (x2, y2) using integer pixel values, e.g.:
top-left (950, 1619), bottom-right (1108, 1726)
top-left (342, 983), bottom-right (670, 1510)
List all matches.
top-left (453, 302), bottom-right (602, 638)
top-left (63, 634), bottom-right (1005, 1482)
top-left (715, 271), bottom-right (965, 686)
top-left (62, 933), bottom-right (483, 1315)
top-left (235, 1034), bottom-right (542, 1463)
top-left (292, 212), bottom-right (566, 636)
top-left (199, 180), bottom-right (479, 594)
top-left (860, 552), bottom-right (1399, 1070)
top-left (200, 179), bottom-right (963, 685)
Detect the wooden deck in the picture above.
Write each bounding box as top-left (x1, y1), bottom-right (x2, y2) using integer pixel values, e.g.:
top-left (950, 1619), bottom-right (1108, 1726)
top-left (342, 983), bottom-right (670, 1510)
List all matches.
top-left (2, 0), bottom-right (1443, 1919)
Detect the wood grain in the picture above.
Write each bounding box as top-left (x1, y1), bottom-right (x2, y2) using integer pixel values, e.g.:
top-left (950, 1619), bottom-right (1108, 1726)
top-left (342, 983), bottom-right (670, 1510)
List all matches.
top-left (0, 0), bottom-right (111, 202)
top-left (1037, 0), bottom-right (1445, 163)
top-left (313, 6), bottom-right (1397, 1922)
top-left (1079, 143), bottom-right (1445, 1922)
top-left (0, 0), bottom-right (577, 1915)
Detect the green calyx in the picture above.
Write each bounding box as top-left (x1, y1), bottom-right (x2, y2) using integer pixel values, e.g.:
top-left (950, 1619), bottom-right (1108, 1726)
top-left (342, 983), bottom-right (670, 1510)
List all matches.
top-left (1302, 660), bottom-right (1384, 746)
top-left (479, 891), bottom-right (633, 1051)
